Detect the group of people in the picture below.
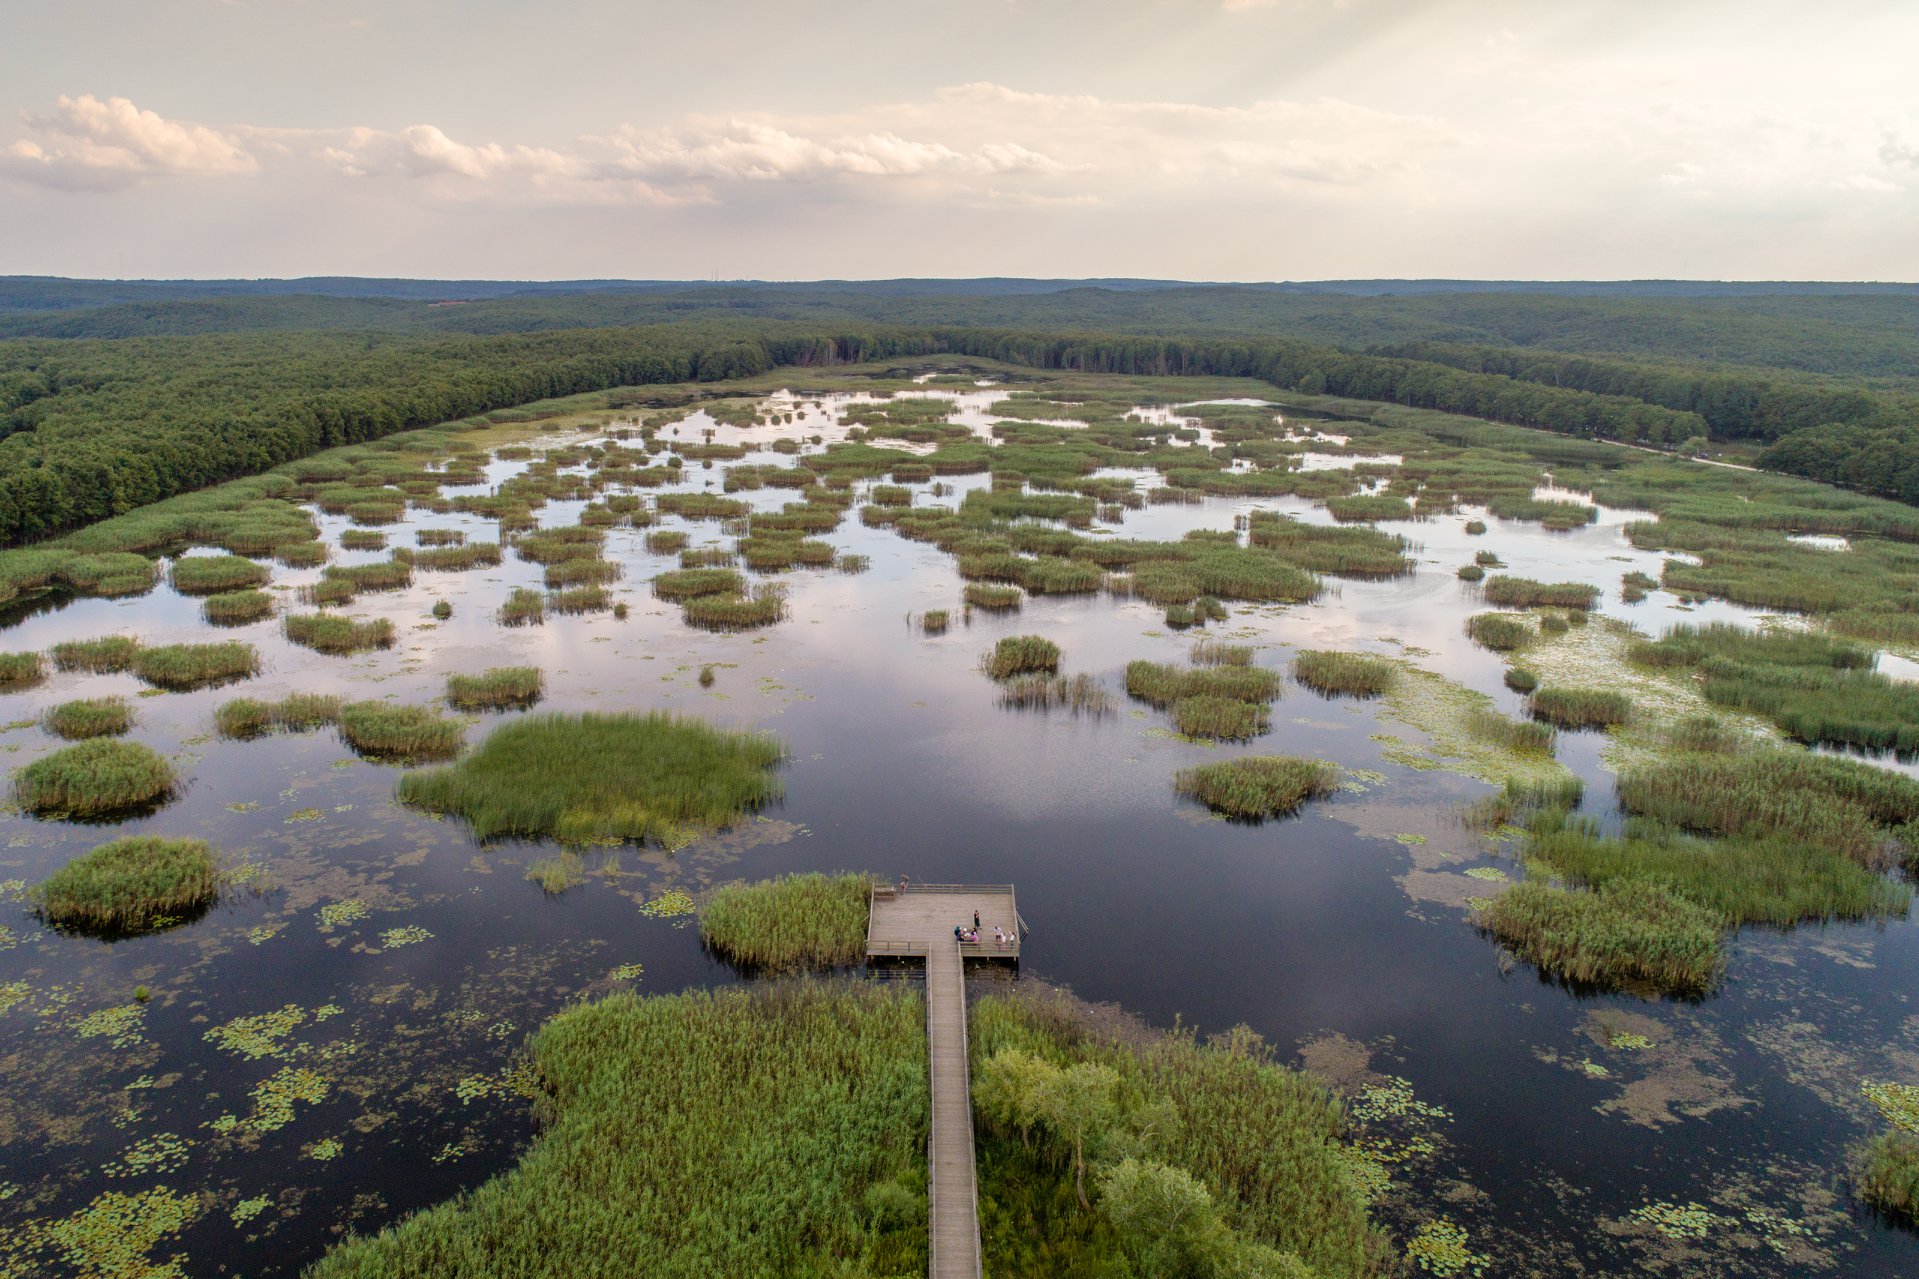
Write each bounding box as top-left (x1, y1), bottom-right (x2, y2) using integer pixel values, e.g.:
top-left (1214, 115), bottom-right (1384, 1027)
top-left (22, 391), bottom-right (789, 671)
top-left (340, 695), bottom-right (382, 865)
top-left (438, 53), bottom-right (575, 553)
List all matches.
top-left (953, 909), bottom-right (1013, 948)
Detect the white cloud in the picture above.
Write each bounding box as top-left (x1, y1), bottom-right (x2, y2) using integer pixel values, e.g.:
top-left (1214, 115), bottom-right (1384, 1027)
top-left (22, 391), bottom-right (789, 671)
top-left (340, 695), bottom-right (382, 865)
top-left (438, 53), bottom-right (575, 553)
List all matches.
top-left (0, 94), bottom-right (255, 190)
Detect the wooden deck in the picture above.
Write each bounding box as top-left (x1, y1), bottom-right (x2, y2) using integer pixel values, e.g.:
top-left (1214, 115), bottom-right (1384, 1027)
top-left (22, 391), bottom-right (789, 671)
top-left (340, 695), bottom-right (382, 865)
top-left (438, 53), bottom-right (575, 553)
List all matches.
top-left (866, 884), bottom-right (1021, 1279)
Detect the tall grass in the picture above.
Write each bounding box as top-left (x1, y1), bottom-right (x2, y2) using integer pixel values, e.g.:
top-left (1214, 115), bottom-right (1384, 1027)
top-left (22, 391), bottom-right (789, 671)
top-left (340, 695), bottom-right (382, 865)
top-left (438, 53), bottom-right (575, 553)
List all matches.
top-left (340, 529), bottom-right (386, 551)
top-left (1246, 512), bottom-right (1413, 577)
top-left (323, 558), bottom-right (414, 593)
top-left (309, 982), bottom-right (928, 1279)
top-left (983, 635), bottom-right (1062, 680)
top-left (214, 693), bottom-right (343, 739)
top-left (338, 702), bottom-right (466, 762)
top-left (700, 873), bottom-right (872, 971)
top-left (169, 554), bottom-right (269, 595)
top-left (684, 584), bottom-right (788, 630)
top-left (1467, 613), bottom-right (1532, 651)
top-left (1124, 661), bottom-right (1281, 707)
top-left (14, 739), bottom-right (177, 817)
top-left (133, 642), bottom-right (259, 691)
top-left (411, 543), bottom-right (502, 572)
top-left (1856, 1133), bottom-right (1919, 1223)
top-left (202, 589), bottom-right (274, 626)
top-left (499, 588), bottom-right (546, 626)
top-left (447, 666), bottom-right (544, 710)
top-left (1175, 756), bottom-right (1340, 819)
top-left (37, 836), bottom-right (219, 933)
top-left (653, 568), bottom-right (746, 600)
top-left (1293, 651), bottom-right (1393, 698)
top-left (645, 530), bottom-right (690, 554)
top-left (0, 651), bottom-right (46, 690)
top-left (1529, 687), bottom-right (1632, 729)
top-left (1481, 577), bottom-right (1599, 609)
top-left (396, 711), bottom-right (783, 845)
top-left (1464, 707), bottom-right (1558, 755)
top-left (964, 582), bottom-right (1023, 611)
top-left (43, 697), bottom-right (133, 741)
top-left (285, 613), bottom-right (396, 655)
top-left (1477, 880), bottom-right (1722, 997)
top-left (49, 636), bottom-right (139, 673)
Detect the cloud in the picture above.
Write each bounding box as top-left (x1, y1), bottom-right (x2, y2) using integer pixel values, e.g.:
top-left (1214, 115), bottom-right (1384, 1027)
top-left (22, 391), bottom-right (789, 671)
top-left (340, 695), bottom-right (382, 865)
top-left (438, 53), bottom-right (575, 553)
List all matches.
top-left (0, 94), bottom-right (255, 191)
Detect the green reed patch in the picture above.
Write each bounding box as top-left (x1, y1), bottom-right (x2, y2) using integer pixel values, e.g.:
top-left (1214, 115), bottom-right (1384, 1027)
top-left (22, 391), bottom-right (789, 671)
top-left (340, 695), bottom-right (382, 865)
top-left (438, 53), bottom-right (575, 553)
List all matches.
top-left (499, 587), bottom-right (545, 626)
top-left (308, 982), bottom-right (927, 1279)
top-left (38, 836), bottom-right (220, 933)
top-left (396, 711), bottom-right (783, 846)
top-left (215, 693), bottom-right (344, 739)
top-left (15, 739), bottom-right (177, 817)
top-left (43, 697), bottom-right (133, 741)
top-left (133, 641), bottom-right (259, 691)
top-left (699, 873), bottom-right (872, 972)
top-left (683, 584), bottom-right (788, 631)
top-left (1124, 661), bottom-right (1281, 708)
top-left (983, 635), bottom-right (1062, 680)
top-left (1503, 668), bottom-right (1539, 694)
top-left (322, 557), bottom-right (414, 593)
top-left (284, 613), bottom-right (395, 655)
top-left (0, 650), bottom-right (47, 690)
top-left (1325, 494), bottom-right (1413, 523)
top-left (411, 543), bottom-right (502, 572)
top-left (1529, 687), bottom-right (1632, 729)
top-left (652, 568), bottom-right (746, 600)
top-left (1464, 707), bottom-right (1557, 755)
top-left (1171, 695), bottom-right (1270, 741)
top-left (338, 701), bottom-right (466, 763)
top-left (1456, 564), bottom-right (1484, 581)
top-left (1477, 879), bottom-right (1722, 997)
top-left (1175, 756), bottom-right (1340, 819)
top-left (1480, 576), bottom-right (1600, 609)
top-left (339, 530), bottom-right (386, 551)
top-left (1467, 613), bottom-right (1532, 652)
top-left (169, 554), bottom-right (269, 595)
top-left (49, 636), bottom-right (140, 674)
top-left (1246, 512), bottom-right (1413, 577)
top-left (964, 582), bottom-right (1023, 611)
top-left (645, 529), bottom-right (689, 554)
top-left (448, 666), bottom-right (544, 711)
top-left (1293, 651), bottom-right (1394, 698)
top-left (1856, 1132), bottom-right (1919, 1224)
top-left (201, 589), bottom-right (274, 626)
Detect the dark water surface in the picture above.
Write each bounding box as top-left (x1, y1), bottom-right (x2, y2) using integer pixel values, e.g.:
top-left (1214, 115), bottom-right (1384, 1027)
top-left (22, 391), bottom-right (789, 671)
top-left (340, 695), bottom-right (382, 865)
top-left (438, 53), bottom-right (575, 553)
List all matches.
top-left (1, 382), bottom-right (1914, 1276)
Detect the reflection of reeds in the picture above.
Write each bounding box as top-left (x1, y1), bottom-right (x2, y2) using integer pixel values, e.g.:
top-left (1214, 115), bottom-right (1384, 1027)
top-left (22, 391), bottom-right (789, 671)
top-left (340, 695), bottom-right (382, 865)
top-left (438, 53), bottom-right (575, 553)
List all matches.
top-left (996, 674), bottom-right (1111, 715)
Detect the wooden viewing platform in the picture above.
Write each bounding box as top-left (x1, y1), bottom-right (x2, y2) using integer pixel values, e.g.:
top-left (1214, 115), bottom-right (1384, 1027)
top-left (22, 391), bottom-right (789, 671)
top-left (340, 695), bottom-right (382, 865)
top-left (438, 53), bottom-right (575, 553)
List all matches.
top-left (866, 883), bottom-right (1023, 1279)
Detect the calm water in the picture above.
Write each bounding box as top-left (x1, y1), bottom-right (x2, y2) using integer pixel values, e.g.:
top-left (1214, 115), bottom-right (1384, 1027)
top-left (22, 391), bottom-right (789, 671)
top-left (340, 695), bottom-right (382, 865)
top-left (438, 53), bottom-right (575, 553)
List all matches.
top-left (1, 383), bottom-right (1913, 1276)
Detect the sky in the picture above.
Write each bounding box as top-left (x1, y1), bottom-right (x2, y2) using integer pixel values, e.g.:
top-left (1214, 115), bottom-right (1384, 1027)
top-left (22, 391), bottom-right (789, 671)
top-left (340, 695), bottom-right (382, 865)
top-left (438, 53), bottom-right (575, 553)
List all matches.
top-left (1, 0), bottom-right (1915, 282)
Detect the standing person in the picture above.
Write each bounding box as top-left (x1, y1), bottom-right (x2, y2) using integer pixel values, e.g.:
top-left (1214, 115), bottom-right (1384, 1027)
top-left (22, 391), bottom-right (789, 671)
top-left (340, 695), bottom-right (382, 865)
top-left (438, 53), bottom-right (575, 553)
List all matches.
top-left (898, 875), bottom-right (909, 894)
top-left (973, 909), bottom-right (980, 931)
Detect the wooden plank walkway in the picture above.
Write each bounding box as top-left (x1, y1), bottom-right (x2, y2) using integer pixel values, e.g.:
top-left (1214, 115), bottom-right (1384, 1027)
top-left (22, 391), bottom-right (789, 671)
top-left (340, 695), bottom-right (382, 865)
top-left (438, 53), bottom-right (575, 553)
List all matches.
top-left (866, 884), bottom-right (1021, 1279)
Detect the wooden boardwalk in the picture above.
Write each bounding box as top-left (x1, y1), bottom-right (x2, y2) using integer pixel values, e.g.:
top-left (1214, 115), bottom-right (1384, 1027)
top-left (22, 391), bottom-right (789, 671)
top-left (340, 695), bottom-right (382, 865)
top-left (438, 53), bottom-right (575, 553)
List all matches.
top-left (867, 884), bottom-right (1022, 1279)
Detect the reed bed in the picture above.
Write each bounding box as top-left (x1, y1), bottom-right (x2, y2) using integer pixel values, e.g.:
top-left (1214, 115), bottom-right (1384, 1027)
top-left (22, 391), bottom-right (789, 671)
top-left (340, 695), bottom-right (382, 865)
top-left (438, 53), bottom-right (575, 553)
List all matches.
top-left (214, 693), bottom-right (344, 739)
top-left (683, 584), bottom-right (788, 630)
top-left (0, 651), bottom-right (46, 690)
top-left (982, 635), bottom-right (1062, 680)
top-left (447, 666), bottom-right (545, 711)
top-left (1293, 650), bottom-right (1394, 698)
top-left (995, 674), bottom-right (1112, 715)
top-left (285, 613), bottom-right (396, 655)
top-left (301, 578), bottom-right (356, 607)
top-left (37, 836), bottom-right (220, 933)
top-left (417, 529), bottom-right (466, 547)
top-left (656, 492), bottom-right (752, 521)
top-left (1857, 1134), bottom-right (1919, 1223)
top-left (499, 587), bottom-right (546, 626)
top-left (514, 527), bottom-right (606, 565)
top-left (411, 543), bottom-right (502, 572)
top-left (55, 551), bottom-right (159, 596)
top-left (964, 582), bottom-right (1023, 611)
top-left (679, 547), bottom-right (738, 569)
top-left (1190, 640), bottom-right (1253, 666)
top-left (1246, 512), bottom-right (1414, 576)
top-left (1171, 695), bottom-right (1270, 739)
top-left (1325, 494), bottom-right (1414, 523)
top-left (1665, 713), bottom-right (1742, 754)
top-left (542, 557), bottom-right (622, 587)
top-left (308, 981), bottom-right (928, 1279)
top-left (1465, 707), bottom-right (1558, 755)
top-left (1124, 661), bottom-right (1281, 708)
top-left (699, 873), bottom-right (872, 971)
top-left (1476, 879), bottom-right (1722, 996)
top-left (834, 553), bottom-right (870, 574)
top-left (652, 568), bottom-right (746, 600)
top-left (14, 739), bottom-right (177, 817)
top-left (921, 610), bottom-right (950, 635)
top-left (339, 530), bottom-right (387, 551)
top-left (134, 642), bottom-right (260, 691)
top-left (1529, 687), bottom-right (1632, 729)
top-left (396, 710), bottom-right (783, 845)
top-left (645, 530), bottom-right (690, 554)
top-left (50, 636), bottom-right (139, 673)
top-left (202, 589), bottom-right (274, 626)
top-left (549, 585), bottom-right (611, 614)
top-left (1539, 614), bottom-right (1570, 637)
top-left (1467, 612), bottom-right (1532, 651)
top-left (169, 554), bottom-right (270, 595)
top-left (1456, 564), bottom-right (1484, 581)
top-left (1504, 668), bottom-right (1540, 694)
top-left (323, 558), bottom-right (414, 593)
top-left (43, 697), bottom-right (133, 741)
top-left (1480, 576), bottom-right (1600, 609)
top-left (1164, 602), bottom-right (1197, 629)
top-left (338, 701), bottom-right (466, 762)
top-left (1175, 755), bottom-right (1340, 818)
top-left (431, 600), bottom-right (453, 620)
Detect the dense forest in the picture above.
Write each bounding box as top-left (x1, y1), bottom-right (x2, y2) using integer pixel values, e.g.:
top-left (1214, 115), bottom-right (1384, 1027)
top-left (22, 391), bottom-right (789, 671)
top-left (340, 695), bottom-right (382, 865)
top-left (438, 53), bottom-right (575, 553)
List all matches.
top-left (2, 279), bottom-right (1917, 544)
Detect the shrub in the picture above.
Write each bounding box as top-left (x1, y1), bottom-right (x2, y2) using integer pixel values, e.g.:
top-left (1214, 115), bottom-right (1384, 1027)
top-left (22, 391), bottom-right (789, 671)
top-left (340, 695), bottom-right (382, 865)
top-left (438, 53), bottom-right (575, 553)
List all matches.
top-left (169, 554), bottom-right (269, 595)
top-left (285, 613), bottom-right (396, 655)
top-left (700, 873), bottom-right (872, 971)
top-left (202, 589), bottom-right (274, 625)
top-left (338, 701), bottom-right (466, 762)
top-left (1293, 651), bottom-right (1393, 698)
top-left (1529, 687), bottom-right (1632, 729)
top-left (1175, 756), bottom-right (1340, 819)
top-left (982, 636), bottom-right (1062, 680)
top-left (447, 667), bottom-right (544, 711)
top-left (134, 642), bottom-right (259, 691)
top-left (396, 711), bottom-right (783, 845)
top-left (1477, 879), bottom-right (1722, 996)
top-left (49, 636), bottom-right (139, 673)
top-left (37, 836), bottom-right (220, 933)
top-left (43, 697), bottom-right (133, 741)
top-left (15, 739), bottom-right (177, 817)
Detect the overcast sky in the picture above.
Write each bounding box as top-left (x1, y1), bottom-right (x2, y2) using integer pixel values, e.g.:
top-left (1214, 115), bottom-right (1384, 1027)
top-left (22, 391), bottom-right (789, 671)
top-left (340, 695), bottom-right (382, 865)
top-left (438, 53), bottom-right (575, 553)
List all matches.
top-left (2, 0), bottom-right (1914, 281)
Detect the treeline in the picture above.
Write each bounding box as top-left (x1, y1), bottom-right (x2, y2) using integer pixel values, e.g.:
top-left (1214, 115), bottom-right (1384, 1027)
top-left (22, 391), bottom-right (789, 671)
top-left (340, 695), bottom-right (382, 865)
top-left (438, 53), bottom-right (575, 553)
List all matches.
top-left (1369, 340), bottom-right (1900, 441)
top-left (0, 324), bottom-right (933, 543)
